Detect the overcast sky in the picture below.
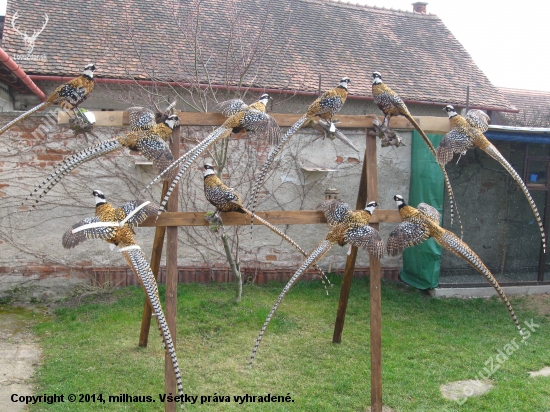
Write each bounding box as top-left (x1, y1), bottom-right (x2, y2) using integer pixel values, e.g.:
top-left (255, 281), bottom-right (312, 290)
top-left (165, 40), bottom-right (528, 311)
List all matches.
top-left (354, 0), bottom-right (550, 92)
top-left (1, 0), bottom-right (548, 92)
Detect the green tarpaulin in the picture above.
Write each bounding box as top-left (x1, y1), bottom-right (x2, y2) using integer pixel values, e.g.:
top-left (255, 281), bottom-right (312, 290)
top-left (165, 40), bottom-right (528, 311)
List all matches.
top-left (399, 131), bottom-right (444, 290)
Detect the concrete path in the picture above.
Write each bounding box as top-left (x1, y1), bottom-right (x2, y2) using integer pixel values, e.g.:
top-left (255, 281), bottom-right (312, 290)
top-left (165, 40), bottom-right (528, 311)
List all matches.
top-left (0, 306), bottom-right (42, 412)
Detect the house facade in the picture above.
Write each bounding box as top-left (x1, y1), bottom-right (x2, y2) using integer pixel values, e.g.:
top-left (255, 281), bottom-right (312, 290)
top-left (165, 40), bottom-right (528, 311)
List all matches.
top-left (3, 0), bottom-right (538, 300)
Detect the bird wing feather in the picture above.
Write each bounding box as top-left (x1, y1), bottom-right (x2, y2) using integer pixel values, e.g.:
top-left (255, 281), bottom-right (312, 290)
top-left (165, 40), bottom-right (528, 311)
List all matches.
top-left (436, 130), bottom-right (472, 164)
top-left (344, 225), bottom-right (385, 260)
top-left (136, 134), bottom-right (175, 176)
top-left (386, 221), bottom-right (430, 256)
top-left (119, 200), bottom-right (160, 227)
top-left (62, 217), bottom-right (117, 249)
top-left (317, 199), bottom-right (351, 226)
top-left (126, 107), bottom-right (157, 131)
top-left (465, 110), bottom-right (490, 132)
top-left (417, 203), bottom-right (441, 224)
top-left (241, 110), bottom-right (281, 145)
top-left (216, 99), bottom-right (248, 117)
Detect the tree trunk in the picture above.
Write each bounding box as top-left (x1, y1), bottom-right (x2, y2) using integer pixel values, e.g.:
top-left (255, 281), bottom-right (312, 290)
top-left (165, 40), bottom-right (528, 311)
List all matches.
top-left (221, 233), bottom-right (242, 303)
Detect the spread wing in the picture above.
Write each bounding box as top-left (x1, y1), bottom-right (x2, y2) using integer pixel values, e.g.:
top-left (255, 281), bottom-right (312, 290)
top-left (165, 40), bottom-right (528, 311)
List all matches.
top-left (344, 225), bottom-right (385, 260)
top-left (465, 109), bottom-right (490, 132)
top-left (136, 134), bottom-right (175, 176)
top-left (216, 99), bottom-right (248, 117)
top-left (386, 221), bottom-right (430, 256)
top-left (317, 199), bottom-right (351, 226)
top-left (62, 217), bottom-right (117, 249)
top-left (119, 199), bottom-right (160, 227)
top-left (240, 109), bottom-right (281, 145)
top-left (126, 107), bottom-right (157, 131)
top-left (417, 203), bottom-right (441, 224)
top-left (436, 130), bottom-right (472, 165)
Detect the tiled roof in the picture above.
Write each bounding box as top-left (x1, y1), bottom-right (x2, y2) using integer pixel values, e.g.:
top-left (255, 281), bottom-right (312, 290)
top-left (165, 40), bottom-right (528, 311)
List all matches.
top-left (2, 0), bottom-right (513, 110)
top-left (498, 87), bottom-right (550, 127)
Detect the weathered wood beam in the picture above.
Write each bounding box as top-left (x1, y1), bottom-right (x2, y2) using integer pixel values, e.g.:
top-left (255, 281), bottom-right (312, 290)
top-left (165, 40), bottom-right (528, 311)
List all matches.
top-left (139, 209), bottom-right (400, 227)
top-left (58, 111), bottom-right (450, 133)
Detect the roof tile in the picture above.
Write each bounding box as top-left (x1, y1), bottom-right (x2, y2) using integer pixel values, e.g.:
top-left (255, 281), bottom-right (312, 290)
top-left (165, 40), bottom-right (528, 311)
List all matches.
top-left (2, 0), bottom-right (512, 110)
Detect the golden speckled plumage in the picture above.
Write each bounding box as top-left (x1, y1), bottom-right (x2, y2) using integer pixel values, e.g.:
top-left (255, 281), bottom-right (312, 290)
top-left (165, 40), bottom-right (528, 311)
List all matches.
top-left (372, 72), bottom-right (462, 236)
top-left (438, 106), bottom-right (545, 252)
top-left (62, 191), bottom-right (159, 249)
top-left (203, 170), bottom-right (244, 213)
top-left (306, 85), bottom-right (348, 120)
top-left (319, 199), bottom-right (384, 259)
top-left (372, 82), bottom-right (408, 119)
top-left (249, 197), bottom-right (382, 366)
top-left (61, 191), bottom-right (184, 409)
top-left (202, 165), bottom-right (327, 282)
top-left (47, 74), bottom-right (95, 107)
top-left (0, 64), bottom-right (96, 135)
top-left (25, 110), bottom-right (178, 207)
top-left (388, 196), bottom-right (524, 336)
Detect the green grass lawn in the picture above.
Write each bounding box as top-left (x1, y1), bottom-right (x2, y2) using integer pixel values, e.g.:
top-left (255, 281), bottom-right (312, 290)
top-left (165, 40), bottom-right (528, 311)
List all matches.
top-left (27, 277), bottom-right (550, 411)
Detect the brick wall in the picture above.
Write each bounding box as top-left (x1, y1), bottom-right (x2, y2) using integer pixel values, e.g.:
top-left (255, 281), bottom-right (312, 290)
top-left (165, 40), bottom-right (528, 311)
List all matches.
top-left (0, 104), bottom-right (411, 300)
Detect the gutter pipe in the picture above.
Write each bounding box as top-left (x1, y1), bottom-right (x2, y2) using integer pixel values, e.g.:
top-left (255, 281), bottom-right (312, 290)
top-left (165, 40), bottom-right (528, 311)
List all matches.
top-left (27, 75), bottom-right (519, 113)
top-left (0, 49), bottom-right (46, 102)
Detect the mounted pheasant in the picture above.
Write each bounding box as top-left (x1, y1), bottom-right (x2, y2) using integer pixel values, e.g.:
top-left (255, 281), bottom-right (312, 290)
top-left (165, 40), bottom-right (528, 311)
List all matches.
top-left (437, 105), bottom-right (546, 253)
top-left (202, 163), bottom-right (327, 282)
top-left (0, 63), bottom-right (96, 135)
top-left (387, 194), bottom-right (525, 336)
top-left (25, 107), bottom-right (178, 207)
top-left (371, 71), bottom-right (462, 235)
top-left (249, 198), bottom-right (384, 366)
top-left (246, 77), bottom-right (357, 230)
top-left (62, 190), bottom-right (184, 409)
top-left (146, 94), bottom-right (281, 216)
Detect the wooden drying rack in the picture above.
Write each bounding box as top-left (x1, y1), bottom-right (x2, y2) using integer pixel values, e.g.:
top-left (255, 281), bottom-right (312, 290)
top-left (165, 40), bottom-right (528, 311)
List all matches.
top-left (59, 111), bottom-right (450, 412)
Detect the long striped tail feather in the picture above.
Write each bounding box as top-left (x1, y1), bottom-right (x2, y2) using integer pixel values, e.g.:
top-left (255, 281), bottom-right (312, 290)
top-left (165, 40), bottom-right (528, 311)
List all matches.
top-left (406, 113), bottom-right (463, 238)
top-left (25, 138), bottom-right (122, 207)
top-left (239, 206), bottom-right (330, 292)
top-left (123, 248), bottom-right (185, 410)
top-left (247, 115), bottom-right (309, 234)
top-left (143, 135), bottom-right (216, 192)
top-left (249, 239), bottom-right (333, 367)
top-left (484, 143), bottom-right (546, 254)
top-left (157, 127), bottom-right (231, 216)
top-left (0, 102), bottom-right (51, 135)
top-left (438, 230), bottom-right (524, 336)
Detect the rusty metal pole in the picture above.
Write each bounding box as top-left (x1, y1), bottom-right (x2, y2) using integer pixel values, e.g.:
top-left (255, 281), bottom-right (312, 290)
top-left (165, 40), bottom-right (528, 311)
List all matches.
top-left (164, 125), bottom-right (180, 412)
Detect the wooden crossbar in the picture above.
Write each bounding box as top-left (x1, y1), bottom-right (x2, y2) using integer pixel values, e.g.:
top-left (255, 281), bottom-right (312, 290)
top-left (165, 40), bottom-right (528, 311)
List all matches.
top-left (139, 209), bottom-right (400, 227)
top-left (58, 111), bottom-right (450, 133)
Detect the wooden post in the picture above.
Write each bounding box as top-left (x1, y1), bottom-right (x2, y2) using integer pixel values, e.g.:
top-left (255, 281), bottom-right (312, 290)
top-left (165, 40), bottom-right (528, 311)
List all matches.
top-left (138, 181), bottom-right (169, 347)
top-left (366, 132), bottom-right (382, 412)
top-left (331, 131), bottom-right (382, 411)
top-left (332, 131), bottom-right (370, 343)
top-left (165, 126), bottom-right (180, 412)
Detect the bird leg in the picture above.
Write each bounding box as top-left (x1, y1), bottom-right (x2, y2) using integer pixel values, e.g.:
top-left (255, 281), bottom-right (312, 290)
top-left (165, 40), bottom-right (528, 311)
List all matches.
top-left (382, 115), bottom-right (390, 129)
top-left (72, 107), bottom-right (86, 123)
top-left (456, 150), bottom-right (467, 164)
top-left (369, 117), bottom-right (405, 148)
top-left (204, 211), bottom-right (224, 232)
top-left (316, 119), bottom-right (359, 151)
